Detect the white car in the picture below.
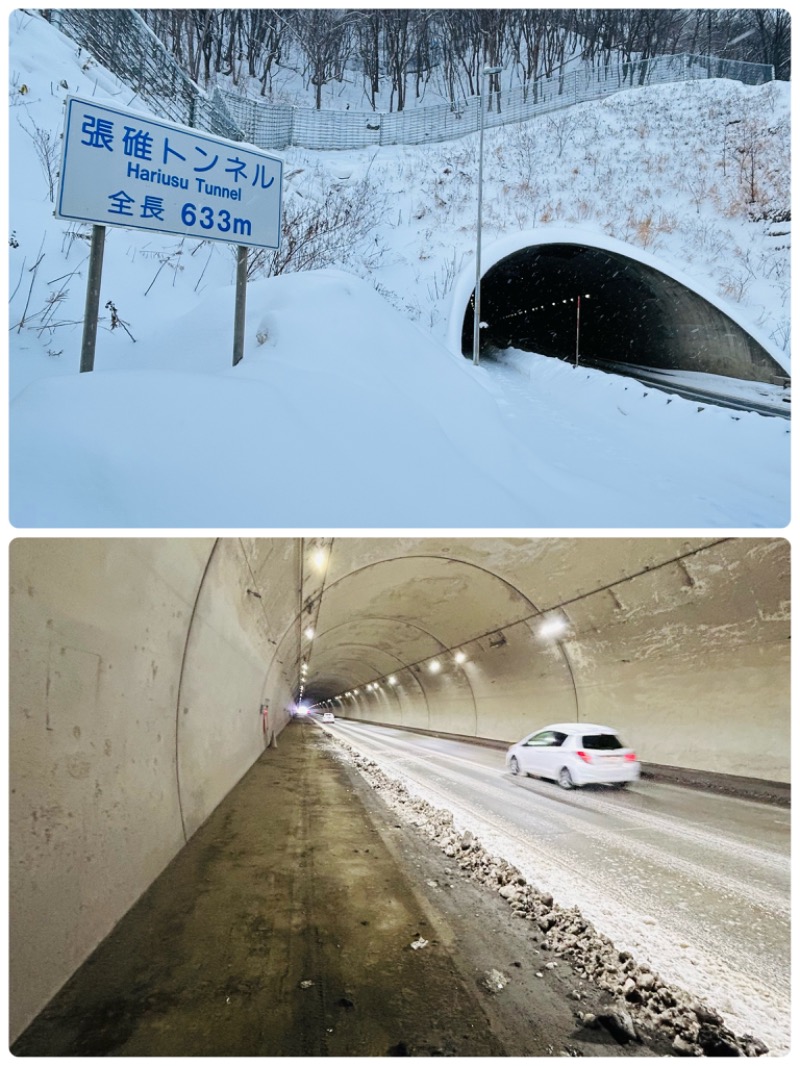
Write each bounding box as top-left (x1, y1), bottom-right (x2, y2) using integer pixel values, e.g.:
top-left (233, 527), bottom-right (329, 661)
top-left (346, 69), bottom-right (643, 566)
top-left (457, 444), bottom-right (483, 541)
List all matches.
top-left (506, 723), bottom-right (640, 790)
top-left (322, 711), bottom-right (335, 723)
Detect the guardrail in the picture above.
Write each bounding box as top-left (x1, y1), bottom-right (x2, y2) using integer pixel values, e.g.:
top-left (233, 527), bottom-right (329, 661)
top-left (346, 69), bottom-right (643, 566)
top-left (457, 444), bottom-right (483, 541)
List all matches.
top-left (48, 9), bottom-right (774, 152)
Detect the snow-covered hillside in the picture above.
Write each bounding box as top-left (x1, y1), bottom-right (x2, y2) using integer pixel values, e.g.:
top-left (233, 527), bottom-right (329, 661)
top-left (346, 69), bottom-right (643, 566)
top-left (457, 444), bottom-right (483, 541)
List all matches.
top-left (7, 10), bottom-right (790, 528)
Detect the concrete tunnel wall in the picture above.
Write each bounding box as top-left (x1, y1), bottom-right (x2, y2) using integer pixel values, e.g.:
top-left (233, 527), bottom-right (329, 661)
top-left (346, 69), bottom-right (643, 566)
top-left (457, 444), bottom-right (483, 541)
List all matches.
top-left (324, 540), bottom-right (789, 782)
top-left (448, 228), bottom-right (789, 380)
top-left (9, 537), bottom-right (790, 1043)
top-left (8, 538), bottom-right (298, 1043)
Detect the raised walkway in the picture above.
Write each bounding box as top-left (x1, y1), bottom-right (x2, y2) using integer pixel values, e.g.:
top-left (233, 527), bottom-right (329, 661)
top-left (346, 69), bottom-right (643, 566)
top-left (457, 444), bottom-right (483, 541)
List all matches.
top-left (12, 722), bottom-right (668, 1056)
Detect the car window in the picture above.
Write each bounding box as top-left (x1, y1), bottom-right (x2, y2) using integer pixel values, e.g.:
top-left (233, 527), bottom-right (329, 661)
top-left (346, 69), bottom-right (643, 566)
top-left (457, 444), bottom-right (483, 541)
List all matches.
top-left (582, 733), bottom-right (623, 750)
top-left (525, 730), bottom-right (566, 747)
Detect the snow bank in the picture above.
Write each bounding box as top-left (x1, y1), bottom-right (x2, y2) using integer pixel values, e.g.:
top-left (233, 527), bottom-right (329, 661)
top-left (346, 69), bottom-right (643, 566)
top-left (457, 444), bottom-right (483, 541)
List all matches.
top-left (7, 11), bottom-right (791, 528)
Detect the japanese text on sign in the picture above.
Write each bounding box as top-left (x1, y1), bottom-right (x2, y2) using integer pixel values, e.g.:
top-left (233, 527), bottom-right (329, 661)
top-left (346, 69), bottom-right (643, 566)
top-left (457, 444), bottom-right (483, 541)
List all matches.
top-left (57, 96), bottom-right (282, 249)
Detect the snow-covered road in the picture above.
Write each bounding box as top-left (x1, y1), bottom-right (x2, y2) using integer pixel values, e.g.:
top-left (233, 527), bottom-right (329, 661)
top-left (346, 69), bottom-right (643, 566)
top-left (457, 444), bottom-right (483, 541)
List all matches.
top-left (323, 719), bottom-right (790, 1054)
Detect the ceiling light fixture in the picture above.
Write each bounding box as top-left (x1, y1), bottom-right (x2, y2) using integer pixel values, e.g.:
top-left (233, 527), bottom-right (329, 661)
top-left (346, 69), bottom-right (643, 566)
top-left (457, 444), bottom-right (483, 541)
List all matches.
top-left (538, 615), bottom-right (569, 640)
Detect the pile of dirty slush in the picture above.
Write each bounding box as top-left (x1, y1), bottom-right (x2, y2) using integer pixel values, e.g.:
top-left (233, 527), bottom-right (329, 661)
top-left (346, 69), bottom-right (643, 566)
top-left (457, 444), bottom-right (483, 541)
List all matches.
top-left (326, 736), bottom-right (770, 1058)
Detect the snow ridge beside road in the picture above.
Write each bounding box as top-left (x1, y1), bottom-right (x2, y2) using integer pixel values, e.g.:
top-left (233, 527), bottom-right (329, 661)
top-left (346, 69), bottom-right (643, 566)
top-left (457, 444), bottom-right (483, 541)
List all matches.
top-left (322, 728), bottom-right (782, 1056)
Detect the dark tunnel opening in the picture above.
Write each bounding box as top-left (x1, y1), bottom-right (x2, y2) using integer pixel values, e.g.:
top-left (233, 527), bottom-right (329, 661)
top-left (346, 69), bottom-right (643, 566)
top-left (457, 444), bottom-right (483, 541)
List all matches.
top-left (461, 243), bottom-right (787, 384)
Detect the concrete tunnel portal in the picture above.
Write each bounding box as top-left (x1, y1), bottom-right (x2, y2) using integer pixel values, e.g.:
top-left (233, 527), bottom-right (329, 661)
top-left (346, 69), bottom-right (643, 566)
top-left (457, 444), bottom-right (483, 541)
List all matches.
top-left (459, 238), bottom-right (787, 383)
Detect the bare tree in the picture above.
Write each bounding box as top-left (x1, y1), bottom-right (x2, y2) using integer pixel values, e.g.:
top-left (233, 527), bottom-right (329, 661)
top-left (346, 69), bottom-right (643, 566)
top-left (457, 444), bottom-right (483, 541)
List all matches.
top-left (508, 9), bottom-right (547, 91)
top-left (383, 9), bottom-right (416, 112)
top-left (752, 8), bottom-right (791, 79)
top-left (139, 6), bottom-right (791, 107)
top-left (353, 9), bottom-right (382, 110)
top-left (240, 10), bottom-right (286, 95)
top-left (288, 9), bottom-right (356, 109)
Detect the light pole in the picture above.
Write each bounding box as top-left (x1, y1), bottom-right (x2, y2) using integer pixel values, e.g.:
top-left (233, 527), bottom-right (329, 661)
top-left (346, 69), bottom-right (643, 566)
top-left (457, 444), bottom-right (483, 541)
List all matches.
top-left (575, 294), bottom-right (581, 368)
top-left (473, 64), bottom-right (502, 367)
top-left (575, 293), bottom-right (590, 367)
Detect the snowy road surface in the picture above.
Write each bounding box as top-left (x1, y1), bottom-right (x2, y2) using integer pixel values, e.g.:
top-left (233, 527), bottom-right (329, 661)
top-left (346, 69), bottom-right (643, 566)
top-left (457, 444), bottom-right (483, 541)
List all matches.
top-left (326, 719), bottom-right (790, 1054)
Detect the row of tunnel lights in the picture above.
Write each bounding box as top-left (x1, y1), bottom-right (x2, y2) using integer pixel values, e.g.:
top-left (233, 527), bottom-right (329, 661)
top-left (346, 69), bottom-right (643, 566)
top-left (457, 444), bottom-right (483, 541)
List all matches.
top-left (298, 543), bottom-right (573, 706)
top-left (297, 545), bottom-right (330, 701)
top-left (341, 648), bottom-right (470, 699)
top-left (497, 293), bottom-right (591, 324)
top-left (323, 613), bottom-right (570, 705)
top-left (297, 625), bottom-right (316, 700)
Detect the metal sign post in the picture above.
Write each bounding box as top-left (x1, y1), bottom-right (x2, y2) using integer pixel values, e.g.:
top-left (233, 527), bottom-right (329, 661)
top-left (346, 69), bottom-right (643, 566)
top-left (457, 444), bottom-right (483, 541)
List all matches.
top-left (56, 95), bottom-right (283, 371)
top-left (233, 245), bottom-right (248, 367)
top-left (79, 224), bottom-right (106, 372)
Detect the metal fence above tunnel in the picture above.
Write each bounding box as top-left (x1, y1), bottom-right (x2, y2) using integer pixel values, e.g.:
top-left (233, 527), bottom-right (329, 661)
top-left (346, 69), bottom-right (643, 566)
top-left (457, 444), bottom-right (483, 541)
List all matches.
top-left (220, 53), bottom-right (775, 150)
top-left (46, 11), bottom-right (774, 152)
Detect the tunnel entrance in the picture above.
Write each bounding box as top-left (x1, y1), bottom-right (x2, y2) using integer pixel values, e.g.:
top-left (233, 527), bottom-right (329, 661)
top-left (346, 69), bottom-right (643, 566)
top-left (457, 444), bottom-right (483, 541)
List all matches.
top-left (461, 242), bottom-right (787, 384)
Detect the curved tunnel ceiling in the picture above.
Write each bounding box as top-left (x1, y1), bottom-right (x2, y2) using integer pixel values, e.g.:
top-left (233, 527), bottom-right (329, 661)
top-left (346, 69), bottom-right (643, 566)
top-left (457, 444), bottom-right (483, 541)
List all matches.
top-left (458, 240), bottom-right (786, 383)
top-left (286, 537), bottom-right (740, 708)
top-left (299, 552), bottom-right (541, 705)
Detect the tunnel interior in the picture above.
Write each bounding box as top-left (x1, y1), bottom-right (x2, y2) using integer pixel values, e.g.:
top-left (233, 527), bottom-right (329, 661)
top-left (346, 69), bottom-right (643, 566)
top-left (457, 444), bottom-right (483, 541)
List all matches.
top-left (461, 243), bottom-right (786, 383)
top-left (286, 539), bottom-right (789, 774)
top-left (9, 536), bottom-right (790, 1042)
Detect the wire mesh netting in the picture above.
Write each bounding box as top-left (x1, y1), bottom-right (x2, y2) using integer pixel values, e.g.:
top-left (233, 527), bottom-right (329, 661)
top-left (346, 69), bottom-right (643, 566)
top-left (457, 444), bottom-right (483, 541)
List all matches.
top-left (48, 7), bottom-right (245, 141)
top-left (221, 52), bottom-right (774, 150)
top-left (49, 10), bottom-right (775, 152)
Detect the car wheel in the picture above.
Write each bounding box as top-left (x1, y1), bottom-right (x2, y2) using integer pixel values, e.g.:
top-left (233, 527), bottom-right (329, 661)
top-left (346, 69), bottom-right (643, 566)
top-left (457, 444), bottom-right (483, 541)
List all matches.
top-left (509, 756), bottom-right (520, 776)
top-left (558, 767), bottom-right (574, 790)
top-left (612, 781), bottom-right (629, 789)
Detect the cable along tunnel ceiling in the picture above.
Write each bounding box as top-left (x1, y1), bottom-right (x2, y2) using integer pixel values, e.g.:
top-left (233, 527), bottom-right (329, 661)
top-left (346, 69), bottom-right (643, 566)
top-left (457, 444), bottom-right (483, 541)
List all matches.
top-left (461, 241), bottom-right (785, 383)
top-left (293, 537), bottom-right (787, 715)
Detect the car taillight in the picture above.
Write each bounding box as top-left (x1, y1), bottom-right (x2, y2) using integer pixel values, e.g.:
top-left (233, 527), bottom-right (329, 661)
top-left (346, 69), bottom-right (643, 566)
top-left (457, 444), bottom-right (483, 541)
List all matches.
top-left (576, 750), bottom-right (592, 763)
top-left (624, 752), bottom-right (637, 761)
